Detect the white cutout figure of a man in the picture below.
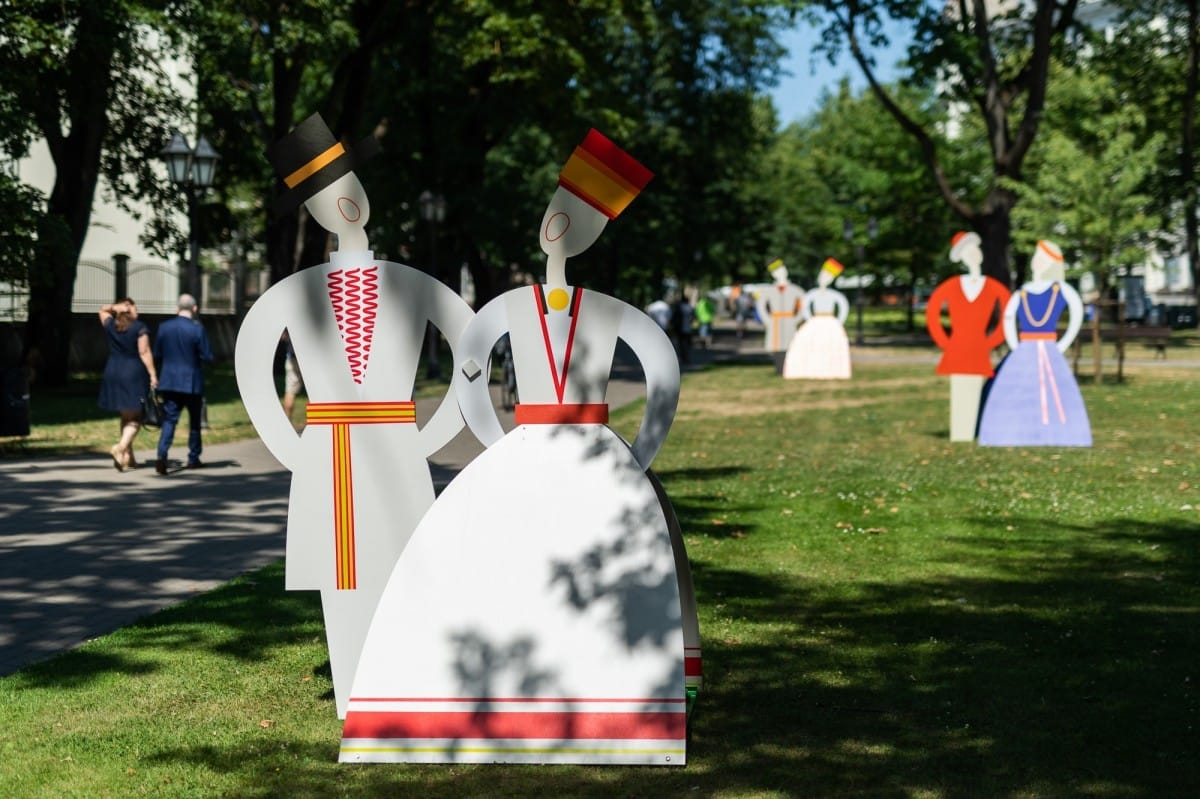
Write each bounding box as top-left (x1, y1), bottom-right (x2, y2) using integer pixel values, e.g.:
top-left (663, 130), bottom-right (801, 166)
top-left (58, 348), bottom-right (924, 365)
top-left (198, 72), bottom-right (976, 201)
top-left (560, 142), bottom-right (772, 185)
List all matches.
top-left (235, 114), bottom-right (474, 718)
top-left (756, 258), bottom-right (805, 370)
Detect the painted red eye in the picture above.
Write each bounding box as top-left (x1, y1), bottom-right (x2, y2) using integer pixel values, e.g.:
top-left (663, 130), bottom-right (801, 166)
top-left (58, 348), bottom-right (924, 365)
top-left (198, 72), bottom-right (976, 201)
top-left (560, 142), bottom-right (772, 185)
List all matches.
top-left (543, 211), bottom-right (570, 242)
top-left (338, 197), bottom-right (362, 222)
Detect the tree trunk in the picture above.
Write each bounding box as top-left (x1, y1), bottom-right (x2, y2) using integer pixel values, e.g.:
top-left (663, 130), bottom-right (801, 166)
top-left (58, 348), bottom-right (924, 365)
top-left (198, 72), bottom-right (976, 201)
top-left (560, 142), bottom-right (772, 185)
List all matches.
top-left (265, 210), bottom-right (301, 285)
top-left (976, 206), bottom-right (1016, 287)
top-left (21, 6), bottom-right (119, 387)
top-left (22, 216), bottom-right (80, 387)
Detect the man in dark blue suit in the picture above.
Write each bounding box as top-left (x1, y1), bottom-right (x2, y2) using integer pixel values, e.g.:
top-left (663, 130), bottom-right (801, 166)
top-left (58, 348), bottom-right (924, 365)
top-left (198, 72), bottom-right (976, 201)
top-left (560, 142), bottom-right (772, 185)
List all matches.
top-left (153, 293), bottom-right (214, 474)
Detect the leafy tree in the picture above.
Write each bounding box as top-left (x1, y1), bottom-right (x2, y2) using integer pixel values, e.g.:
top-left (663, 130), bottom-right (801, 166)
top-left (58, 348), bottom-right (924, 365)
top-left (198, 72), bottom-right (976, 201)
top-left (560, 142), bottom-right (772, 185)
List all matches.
top-left (806, 0), bottom-right (1084, 286)
top-left (1004, 62), bottom-right (1166, 289)
top-left (176, 1), bottom-right (401, 286)
top-left (0, 175), bottom-right (44, 287)
top-left (183, 1), bottom-right (787, 310)
top-left (0, 1), bottom-right (187, 386)
top-left (1095, 0), bottom-right (1200, 303)
top-left (355, 1), bottom-right (788, 305)
top-left (758, 79), bottom-right (959, 327)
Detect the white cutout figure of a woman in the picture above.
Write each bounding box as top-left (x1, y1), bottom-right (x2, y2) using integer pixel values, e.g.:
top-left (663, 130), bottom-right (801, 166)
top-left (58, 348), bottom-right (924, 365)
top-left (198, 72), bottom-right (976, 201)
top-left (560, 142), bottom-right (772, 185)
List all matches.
top-left (235, 114), bottom-right (474, 719)
top-left (341, 130), bottom-right (694, 766)
top-left (977, 239), bottom-right (1092, 446)
top-left (782, 258), bottom-right (852, 379)
top-left (925, 232), bottom-right (1011, 441)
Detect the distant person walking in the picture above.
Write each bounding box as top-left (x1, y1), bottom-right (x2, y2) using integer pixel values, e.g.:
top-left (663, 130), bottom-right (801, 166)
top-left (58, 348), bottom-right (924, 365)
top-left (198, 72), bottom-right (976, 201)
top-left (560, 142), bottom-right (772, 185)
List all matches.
top-left (646, 298), bottom-right (672, 332)
top-left (695, 294), bottom-right (715, 349)
top-left (98, 298), bottom-right (157, 471)
top-left (732, 284), bottom-right (754, 339)
top-left (671, 295), bottom-right (695, 364)
top-left (153, 294), bottom-right (214, 474)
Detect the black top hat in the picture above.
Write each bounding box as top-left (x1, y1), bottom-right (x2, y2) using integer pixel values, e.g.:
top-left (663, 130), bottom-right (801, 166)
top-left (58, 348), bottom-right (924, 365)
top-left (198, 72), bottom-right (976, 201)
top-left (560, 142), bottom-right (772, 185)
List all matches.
top-left (267, 113), bottom-right (380, 213)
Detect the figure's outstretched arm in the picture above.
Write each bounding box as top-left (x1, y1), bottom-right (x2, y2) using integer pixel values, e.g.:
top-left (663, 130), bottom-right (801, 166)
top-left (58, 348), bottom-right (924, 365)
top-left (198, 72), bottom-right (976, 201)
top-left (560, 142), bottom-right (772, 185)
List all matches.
top-left (924, 283), bottom-right (951, 350)
top-left (983, 281), bottom-right (1012, 350)
top-left (800, 293), bottom-right (816, 322)
top-left (618, 303), bottom-right (680, 470)
top-left (416, 280), bottom-right (476, 456)
top-left (235, 284), bottom-right (301, 470)
top-left (1058, 283), bottom-right (1084, 353)
top-left (1002, 292), bottom-right (1021, 351)
top-left (453, 296), bottom-right (511, 448)
top-left (833, 291), bottom-right (850, 326)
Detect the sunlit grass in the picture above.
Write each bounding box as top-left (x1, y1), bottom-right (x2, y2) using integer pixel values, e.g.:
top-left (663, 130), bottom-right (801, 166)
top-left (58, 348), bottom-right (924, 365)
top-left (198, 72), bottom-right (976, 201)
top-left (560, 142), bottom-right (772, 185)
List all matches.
top-left (1, 351), bottom-right (1197, 797)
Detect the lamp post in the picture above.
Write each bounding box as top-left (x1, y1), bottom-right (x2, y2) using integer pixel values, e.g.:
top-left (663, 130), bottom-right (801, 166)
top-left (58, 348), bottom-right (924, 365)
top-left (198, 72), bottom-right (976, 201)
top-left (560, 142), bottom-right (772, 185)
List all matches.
top-left (843, 217), bottom-right (877, 346)
top-left (419, 190), bottom-right (446, 379)
top-left (160, 131), bottom-right (220, 299)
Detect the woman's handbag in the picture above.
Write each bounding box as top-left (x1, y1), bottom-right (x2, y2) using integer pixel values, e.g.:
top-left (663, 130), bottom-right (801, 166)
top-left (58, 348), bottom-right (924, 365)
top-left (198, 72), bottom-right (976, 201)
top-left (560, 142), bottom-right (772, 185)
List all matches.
top-left (142, 388), bottom-right (164, 428)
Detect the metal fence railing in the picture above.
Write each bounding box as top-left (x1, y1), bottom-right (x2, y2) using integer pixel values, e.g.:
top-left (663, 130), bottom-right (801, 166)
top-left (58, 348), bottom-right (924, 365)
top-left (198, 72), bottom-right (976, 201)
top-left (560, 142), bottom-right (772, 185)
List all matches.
top-left (1, 255), bottom-right (242, 320)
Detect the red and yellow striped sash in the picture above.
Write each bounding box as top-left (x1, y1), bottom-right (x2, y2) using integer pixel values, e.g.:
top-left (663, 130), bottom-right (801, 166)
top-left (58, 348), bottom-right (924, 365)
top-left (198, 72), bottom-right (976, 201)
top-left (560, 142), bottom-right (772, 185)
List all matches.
top-left (305, 401), bottom-right (417, 589)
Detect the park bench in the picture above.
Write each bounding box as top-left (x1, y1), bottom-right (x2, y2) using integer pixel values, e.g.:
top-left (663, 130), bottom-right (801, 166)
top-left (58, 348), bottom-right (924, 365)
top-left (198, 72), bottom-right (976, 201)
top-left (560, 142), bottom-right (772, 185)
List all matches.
top-left (1071, 300), bottom-right (1170, 383)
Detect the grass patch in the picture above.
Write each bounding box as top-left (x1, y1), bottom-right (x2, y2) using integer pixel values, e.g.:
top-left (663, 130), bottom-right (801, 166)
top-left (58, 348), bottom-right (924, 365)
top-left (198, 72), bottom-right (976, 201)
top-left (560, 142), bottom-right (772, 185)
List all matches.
top-left (2, 353), bottom-right (1197, 797)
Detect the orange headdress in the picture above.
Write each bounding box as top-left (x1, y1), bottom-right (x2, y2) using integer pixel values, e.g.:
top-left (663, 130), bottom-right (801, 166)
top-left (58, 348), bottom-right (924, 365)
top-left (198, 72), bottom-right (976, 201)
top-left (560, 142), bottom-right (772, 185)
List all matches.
top-left (821, 258), bottom-right (845, 278)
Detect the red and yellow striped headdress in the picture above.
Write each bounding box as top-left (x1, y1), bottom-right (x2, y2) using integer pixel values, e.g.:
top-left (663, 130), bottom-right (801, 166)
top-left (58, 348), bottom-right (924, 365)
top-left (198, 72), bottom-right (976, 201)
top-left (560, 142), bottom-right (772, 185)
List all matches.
top-left (558, 129), bottom-right (654, 219)
top-left (821, 258), bottom-right (845, 278)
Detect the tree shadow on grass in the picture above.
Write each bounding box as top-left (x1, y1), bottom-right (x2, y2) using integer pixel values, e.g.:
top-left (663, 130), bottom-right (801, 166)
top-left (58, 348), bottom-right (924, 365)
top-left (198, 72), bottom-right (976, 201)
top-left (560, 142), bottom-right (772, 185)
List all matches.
top-left (685, 514), bottom-right (1199, 797)
top-left (8, 423), bottom-right (1197, 792)
top-left (16, 511), bottom-right (1194, 797)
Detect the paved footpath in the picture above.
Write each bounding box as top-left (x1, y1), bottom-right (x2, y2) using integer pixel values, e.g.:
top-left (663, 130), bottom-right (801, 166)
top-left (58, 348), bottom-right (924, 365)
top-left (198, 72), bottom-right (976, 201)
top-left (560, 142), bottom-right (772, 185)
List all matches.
top-left (0, 336), bottom-right (742, 677)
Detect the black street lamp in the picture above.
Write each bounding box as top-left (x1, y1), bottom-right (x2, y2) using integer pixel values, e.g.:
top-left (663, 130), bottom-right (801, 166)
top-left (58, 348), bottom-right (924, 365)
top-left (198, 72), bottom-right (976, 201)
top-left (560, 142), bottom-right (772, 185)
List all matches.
top-left (419, 190), bottom-right (446, 379)
top-left (843, 216), bottom-right (878, 346)
top-left (160, 131), bottom-right (220, 299)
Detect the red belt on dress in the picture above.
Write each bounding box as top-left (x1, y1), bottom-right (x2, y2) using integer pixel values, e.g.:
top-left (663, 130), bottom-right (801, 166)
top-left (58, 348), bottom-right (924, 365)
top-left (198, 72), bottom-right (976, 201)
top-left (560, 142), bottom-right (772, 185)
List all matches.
top-left (514, 403), bottom-right (609, 425)
top-left (305, 401), bottom-right (417, 590)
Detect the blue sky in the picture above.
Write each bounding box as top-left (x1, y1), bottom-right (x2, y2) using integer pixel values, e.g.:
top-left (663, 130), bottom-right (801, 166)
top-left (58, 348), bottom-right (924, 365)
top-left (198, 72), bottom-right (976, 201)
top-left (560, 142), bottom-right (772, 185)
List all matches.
top-left (769, 19), bottom-right (912, 125)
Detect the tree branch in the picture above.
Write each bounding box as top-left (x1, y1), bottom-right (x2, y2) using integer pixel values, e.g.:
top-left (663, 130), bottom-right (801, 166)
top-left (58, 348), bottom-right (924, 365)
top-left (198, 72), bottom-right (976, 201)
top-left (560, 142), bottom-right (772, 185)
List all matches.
top-left (840, 8), bottom-right (976, 221)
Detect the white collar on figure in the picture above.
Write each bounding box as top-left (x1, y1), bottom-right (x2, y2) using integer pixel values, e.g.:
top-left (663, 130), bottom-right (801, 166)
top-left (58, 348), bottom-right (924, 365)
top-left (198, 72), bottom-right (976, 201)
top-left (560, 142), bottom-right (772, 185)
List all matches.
top-left (330, 250), bottom-right (375, 268)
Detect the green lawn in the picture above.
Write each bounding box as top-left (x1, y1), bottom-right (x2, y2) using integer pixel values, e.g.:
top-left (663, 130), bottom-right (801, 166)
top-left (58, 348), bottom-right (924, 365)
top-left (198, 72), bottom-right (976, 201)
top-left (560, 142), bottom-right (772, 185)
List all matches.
top-left (1, 351), bottom-right (1197, 797)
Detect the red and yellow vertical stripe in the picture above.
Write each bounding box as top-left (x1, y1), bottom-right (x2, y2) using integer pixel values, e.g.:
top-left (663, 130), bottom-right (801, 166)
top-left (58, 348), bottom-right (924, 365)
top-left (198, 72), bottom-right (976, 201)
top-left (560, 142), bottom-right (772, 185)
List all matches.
top-left (331, 422), bottom-right (356, 588)
top-left (306, 401), bottom-right (418, 590)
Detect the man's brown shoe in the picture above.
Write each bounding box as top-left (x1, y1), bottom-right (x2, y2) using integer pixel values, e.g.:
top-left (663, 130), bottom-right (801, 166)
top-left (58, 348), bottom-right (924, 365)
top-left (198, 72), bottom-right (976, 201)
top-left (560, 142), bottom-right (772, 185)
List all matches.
top-left (155, 459), bottom-right (168, 475)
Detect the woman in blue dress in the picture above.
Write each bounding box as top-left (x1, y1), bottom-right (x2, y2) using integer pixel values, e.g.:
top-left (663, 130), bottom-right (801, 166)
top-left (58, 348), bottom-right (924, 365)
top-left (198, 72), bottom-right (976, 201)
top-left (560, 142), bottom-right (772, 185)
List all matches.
top-left (978, 240), bottom-right (1092, 447)
top-left (98, 298), bottom-right (158, 470)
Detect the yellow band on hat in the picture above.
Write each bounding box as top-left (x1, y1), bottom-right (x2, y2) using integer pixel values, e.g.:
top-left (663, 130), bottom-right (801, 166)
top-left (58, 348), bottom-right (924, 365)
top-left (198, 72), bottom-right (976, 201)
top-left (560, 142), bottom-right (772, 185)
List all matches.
top-left (559, 146), bottom-right (644, 219)
top-left (284, 141), bottom-right (346, 189)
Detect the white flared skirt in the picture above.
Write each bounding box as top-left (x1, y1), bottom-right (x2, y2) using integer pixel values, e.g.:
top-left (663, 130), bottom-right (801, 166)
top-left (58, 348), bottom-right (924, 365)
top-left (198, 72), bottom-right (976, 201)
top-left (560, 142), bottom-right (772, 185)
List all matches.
top-left (340, 424), bottom-right (689, 765)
